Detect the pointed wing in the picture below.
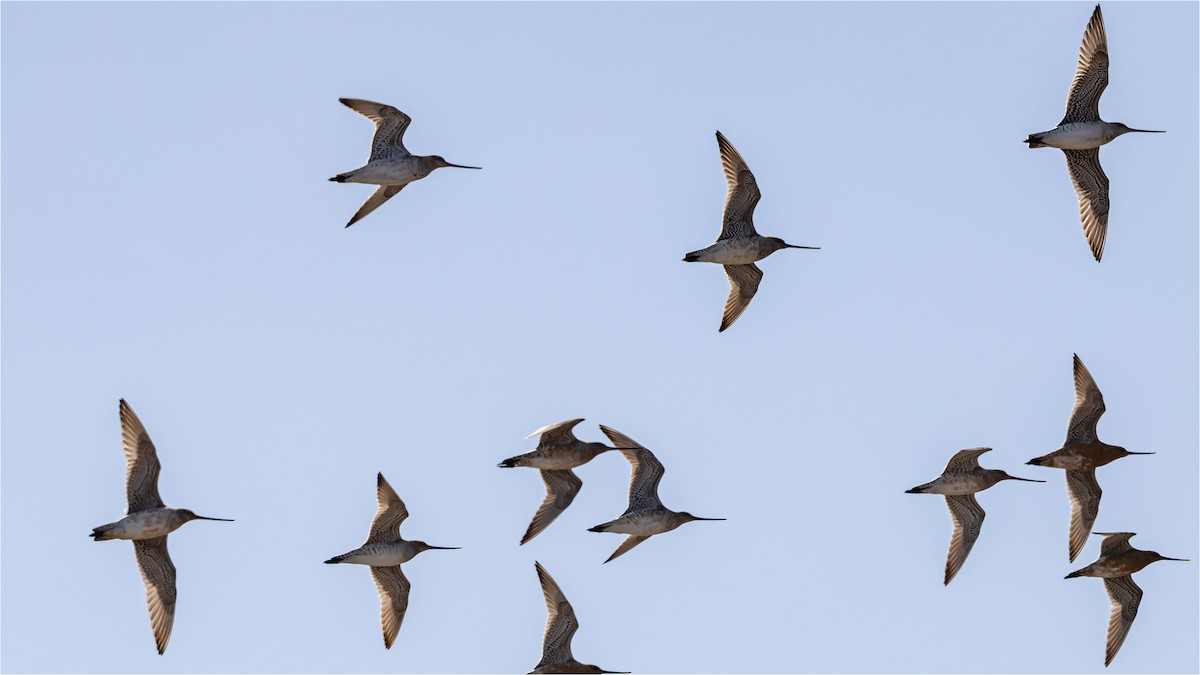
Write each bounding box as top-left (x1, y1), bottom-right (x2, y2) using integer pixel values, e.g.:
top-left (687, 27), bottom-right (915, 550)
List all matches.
top-left (340, 98), bottom-right (412, 161)
top-left (942, 447), bottom-right (992, 474)
top-left (1063, 149), bottom-right (1110, 262)
top-left (943, 494), bottom-right (986, 585)
top-left (1098, 532), bottom-right (1137, 558)
top-left (366, 473), bottom-right (409, 544)
top-left (520, 470), bottom-right (583, 545)
top-left (1066, 469), bottom-right (1102, 562)
top-left (715, 132), bottom-right (761, 240)
top-left (527, 419), bottom-right (585, 448)
top-left (345, 184), bottom-right (405, 228)
top-left (605, 535), bottom-right (651, 564)
top-left (720, 263), bottom-right (763, 333)
top-left (1066, 353), bottom-right (1107, 444)
top-left (120, 399), bottom-right (165, 514)
top-left (599, 426), bottom-right (665, 513)
top-left (1103, 575), bottom-right (1142, 667)
top-left (1060, 5), bottom-right (1109, 125)
top-left (534, 562), bottom-right (578, 667)
top-left (133, 536), bottom-right (176, 654)
top-left (370, 565), bottom-right (411, 650)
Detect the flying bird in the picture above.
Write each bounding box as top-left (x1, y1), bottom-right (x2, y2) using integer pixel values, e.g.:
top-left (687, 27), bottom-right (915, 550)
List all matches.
top-left (1065, 532), bottom-right (1188, 667)
top-left (1025, 5), bottom-right (1164, 261)
top-left (330, 98), bottom-right (480, 228)
top-left (905, 448), bottom-right (1044, 584)
top-left (325, 473), bottom-right (460, 649)
top-left (683, 131), bottom-right (819, 331)
top-left (91, 400), bottom-right (234, 654)
top-left (527, 562), bottom-right (628, 674)
top-left (1027, 354), bottom-right (1153, 561)
top-left (499, 419), bottom-right (639, 545)
top-left (587, 426), bottom-right (724, 563)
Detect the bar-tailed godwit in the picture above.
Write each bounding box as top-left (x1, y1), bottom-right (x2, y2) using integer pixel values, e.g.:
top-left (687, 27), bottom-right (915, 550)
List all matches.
top-left (527, 562), bottom-right (628, 674)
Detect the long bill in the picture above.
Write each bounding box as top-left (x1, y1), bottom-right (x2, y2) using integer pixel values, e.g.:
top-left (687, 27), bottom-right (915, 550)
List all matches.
top-left (786, 244), bottom-right (821, 250)
top-left (1005, 475), bottom-right (1046, 483)
top-left (691, 517), bottom-right (726, 521)
top-left (425, 545), bottom-right (462, 550)
top-left (194, 515), bottom-right (235, 521)
top-left (444, 162), bottom-right (482, 169)
top-left (1126, 128), bottom-right (1166, 133)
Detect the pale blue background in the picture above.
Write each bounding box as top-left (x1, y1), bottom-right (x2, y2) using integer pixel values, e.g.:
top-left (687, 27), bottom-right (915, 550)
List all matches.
top-left (2, 2), bottom-right (1196, 673)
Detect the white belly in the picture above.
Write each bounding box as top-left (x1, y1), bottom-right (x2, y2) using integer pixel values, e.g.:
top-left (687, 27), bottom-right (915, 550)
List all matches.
top-left (605, 512), bottom-right (676, 536)
top-left (692, 238), bottom-right (767, 265)
top-left (109, 509), bottom-right (181, 540)
top-left (345, 159), bottom-right (421, 185)
top-left (1038, 123), bottom-right (1113, 150)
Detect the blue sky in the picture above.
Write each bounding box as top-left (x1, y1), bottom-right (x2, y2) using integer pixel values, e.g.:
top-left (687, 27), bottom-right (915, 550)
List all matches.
top-left (2, 2), bottom-right (1196, 673)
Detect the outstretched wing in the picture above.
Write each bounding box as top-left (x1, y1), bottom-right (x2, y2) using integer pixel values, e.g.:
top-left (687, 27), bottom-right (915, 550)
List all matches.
top-left (600, 426), bottom-right (665, 514)
top-left (120, 399), bottom-right (164, 513)
top-left (944, 494), bottom-right (986, 585)
top-left (133, 536), bottom-right (177, 654)
top-left (345, 184), bottom-right (405, 228)
top-left (366, 473), bottom-right (410, 544)
top-left (1065, 353), bottom-right (1107, 444)
top-left (370, 565), bottom-right (411, 650)
top-left (942, 447), bottom-right (992, 474)
top-left (527, 419), bottom-right (585, 448)
top-left (720, 263), bottom-right (763, 332)
top-left (1103, 574), bottom-right (1142, 667)
top-left (1060, 5), bottom-right (1109, 125)
top-left (340, 98), bottom-right (412, 161)
top-left (1066, 469), bottom-right (1102, 562)
top-left (534, 562), bottom-right (579, 667)
top-left (1097, 532), bottom-right (1136, 558)
top-left (715, 131), bottom-right (761, 240)
top-left (520, 470), bottom-right (583, 545)
top-left (1062, 150), bottom-right (1111, 262)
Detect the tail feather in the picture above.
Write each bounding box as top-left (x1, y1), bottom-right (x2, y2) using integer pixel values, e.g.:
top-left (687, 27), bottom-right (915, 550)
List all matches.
top-left (91, 523), bottom-right (118, 541)
top-left (329, 173), bottom-right (350, 183)
top-left (1025, 133), bottom-right (1048, 149)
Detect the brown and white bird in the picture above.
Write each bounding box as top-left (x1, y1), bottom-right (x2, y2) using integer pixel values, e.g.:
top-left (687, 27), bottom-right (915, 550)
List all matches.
top-left (906, 448), bottom-right (1043, 584)
top-left (1027, 354), bottom-right (1152, 561)
top-left (683, 131), bottom-right (819, 331)
top-left (325, 473), bottom-right (459, 649)
top-left (527, 562), bottom-right (628, 674)
top-left (1065, 532), bottom-right (1188, 667)
top-left (91, 400), bottom-right (233, 654)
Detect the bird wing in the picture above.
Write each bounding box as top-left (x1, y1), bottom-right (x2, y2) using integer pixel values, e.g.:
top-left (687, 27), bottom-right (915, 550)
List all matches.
top-left (1066, 469), bottom-right (1102, 562)
top-left (370, 565), bottom-right (411, 650)
top-left (605, 535), bottom-right (651, 564)
top-left (942, 447), bottom-right (992, 474)
top-left (1065, 353), bottom-right (1107, 444)
top-left (120, 399), bottom-right (165, 513)
top-left (366, 473), bottom-right (410, 544)
top-left (340, 98), bottom-right (412, 161)
top-left (720, 263), bottom-right (763, 333)
top-left (715, 131), bottom-right (761, 240)
top-left (1103, 574), bottom-right (1142, 667)
top-left (520, 470), bottom-right (583, 545)
top-left (534, 562), bottom-right (578, 667)
top-left (1060, 5), bottom-right (1109, 125)
top-left (527, 419), bottom-right (586, 448)
top-left (1097, 532), bottom-right (1137, 558)
top-left (943, 494), bottom-right (986, 585)
top-left (133, 536), bottom-right (176, 655)
top-left (599, 426), bottom-right (665, 513)
top-left (1063, 149), bottom-right (1110, 262)
top-left (345, 184), bottom-right (405, 228)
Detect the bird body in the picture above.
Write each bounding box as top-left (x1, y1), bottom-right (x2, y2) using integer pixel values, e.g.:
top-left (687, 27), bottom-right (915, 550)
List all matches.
top-left (1064, 532), bottom-right (1188, 667)
top-left (331, 98), bottom-right (479, 228)
top-left (528, 562), bottom-right (626, 675)
top-left (1025, 4), bottom-right (1163, 261)
top-left (684, 131), bottom-right (819, 331)
top-left (1027, 354), bottom-right (1151, 561)
top-left (906, 448), bottom-right (1043, 585)
top-left (588, 426), bottom-right (723, 563)
top-left (325, 473), bottom-right (459, 649)
top-left (91, 400), bottom-right (233, 654)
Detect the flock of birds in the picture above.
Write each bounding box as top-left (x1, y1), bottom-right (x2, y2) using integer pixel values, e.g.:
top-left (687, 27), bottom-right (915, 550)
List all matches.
top-left (85, 4), bottom-right (1187, 671)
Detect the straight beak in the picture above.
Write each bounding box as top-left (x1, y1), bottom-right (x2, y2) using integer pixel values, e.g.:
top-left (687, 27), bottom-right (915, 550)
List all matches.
top-left (426, 545), bottom-right (462, 550)
top-left (691, 517), bottom-right (726, 521)
top-left (786, 245), bottom-right (821, 250)
top-left (1126, 129), bottom-right (1165, 134)
top-left (1006, 476), bottom-right (1046, 483)
top-left (444, 162), bottom-right (481, 169)
top-left (194, 516), bottom-right (235, 522)
top-left (1126, 451), bottom-right (1155, 455)
top-left (1159, 556), bottom-right (1189, 562)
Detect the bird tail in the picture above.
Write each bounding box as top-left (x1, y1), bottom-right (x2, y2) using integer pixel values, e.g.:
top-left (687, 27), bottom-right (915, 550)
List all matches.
top-left (329, 172), bottom-right (351, 183)
top-left (1025, 133), bottom-right (1049, 148)
top-left (497, 456), bottom-right (522, 468)
top-left (904, 481), bottom-right (935, 494)
top-left (90, 523), bottom-right (119, 541)
top-left (324, 553), bottom-right (349, 564)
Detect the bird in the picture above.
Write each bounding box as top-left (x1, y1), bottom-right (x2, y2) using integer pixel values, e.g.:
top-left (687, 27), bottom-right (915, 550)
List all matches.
top-left (325, 473), bottom-right (460, 649)
top-left (1024, 5), bottom-right (1164, 261)
top-left (498, 419), bottom-right (639, 545)
top-left (1065, 532), bottom-right (1188, 667)
top-left (1027, 354), bottom-right (1153, 561)
top-left (527, 562), bottom-right (628, 674)
top-left (90, 399), bottom-right (233, 654)
top-left (905, 448), bottom-right (1044, 585)
top-left (330, 98), bottom-right (480, 228)
top-left (683, 131), bottom-right (820, 331)
top-left (587, 426), bottom-right (723, 563)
